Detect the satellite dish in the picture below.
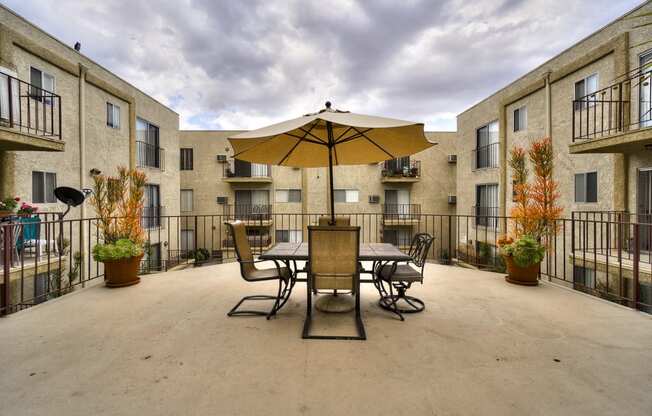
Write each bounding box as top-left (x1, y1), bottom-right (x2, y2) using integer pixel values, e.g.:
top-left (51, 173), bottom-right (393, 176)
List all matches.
top-left (54, 187), bottom-right (87, 218)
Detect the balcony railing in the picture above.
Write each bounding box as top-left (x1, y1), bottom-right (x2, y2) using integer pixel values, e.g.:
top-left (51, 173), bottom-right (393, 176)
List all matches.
top-left (2, 211), bottom-right (652, 315)
top-left (572, 64), bottom-right (652, 141)
top-left (223, 159), bottom-right (270, 178)
top-left (473, 206), bottom-right (499, 229)
top-left (223, 234), bottom-right (272, 248)
top-left (142, 206), bottom-right (164, 229)
top-left (136, 141), bottom-right (165, 170)
top-left (381, 159), bottom-right (421, 178)
top-left (0, 71), bottom-right (62, 139)
top-left (223, 204), bottom-right (272, 222)
top-left (382, 204), bottom-right (421, 221)
top-left (472, 143), bottom-right (499, 169)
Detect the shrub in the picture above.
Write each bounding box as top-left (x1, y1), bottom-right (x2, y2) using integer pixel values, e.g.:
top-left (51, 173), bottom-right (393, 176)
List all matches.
top-left (93, 239), bottom-right (143, 262)
top-left (500, 235), bottom-right (545, 268)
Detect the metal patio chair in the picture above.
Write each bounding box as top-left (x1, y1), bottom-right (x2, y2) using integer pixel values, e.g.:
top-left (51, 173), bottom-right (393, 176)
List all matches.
top-left (303, 225), bottom-right (365, 340)
top-left (374, 233), bottom-right (434, 321)
top-left (225, 221), bottom-right (292, 319)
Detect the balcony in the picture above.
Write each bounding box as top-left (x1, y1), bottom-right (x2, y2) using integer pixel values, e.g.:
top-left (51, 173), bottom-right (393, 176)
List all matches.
top-left (382, 204), bottom-right (421, 225)
top-left (0, 71), bottom-right (63, 151)
top-left (472, 143), bottom-right (499, 170)
top-left (136, 141), bottom-right (165, 170)
top-left (570, 65), bottom-right (652, 154)
top-left (223, 204), bottom-right (273, 226)
top-left (1, 260), bottom-right (651, 415)
top-left (380, 159), bottom-right (421, 183)
top-left (222, 159), bottom-right (272, 183)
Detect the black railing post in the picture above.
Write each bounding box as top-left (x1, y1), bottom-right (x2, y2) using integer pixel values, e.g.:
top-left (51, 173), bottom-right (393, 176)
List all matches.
top-left (2, 224), bottom-right (12, 316)
top-left (633, 223), bottom-right (640, 310)
top-left (7, 76), bottom-right (14, 128)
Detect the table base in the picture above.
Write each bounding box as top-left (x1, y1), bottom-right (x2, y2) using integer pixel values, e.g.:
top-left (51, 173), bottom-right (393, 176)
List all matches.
top-left (315, 293), bottom-right (355, 313)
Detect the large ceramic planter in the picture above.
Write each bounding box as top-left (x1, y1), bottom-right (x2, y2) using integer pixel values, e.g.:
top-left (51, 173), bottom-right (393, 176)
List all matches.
top-left (104, 254), bottom-right (143, 288)
top-left (503, 255), bottom-right (539, 286)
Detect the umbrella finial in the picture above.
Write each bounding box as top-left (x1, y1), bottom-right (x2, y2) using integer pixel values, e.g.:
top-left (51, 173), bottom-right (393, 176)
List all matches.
top-left (325, 101), bottom-right (332, 109)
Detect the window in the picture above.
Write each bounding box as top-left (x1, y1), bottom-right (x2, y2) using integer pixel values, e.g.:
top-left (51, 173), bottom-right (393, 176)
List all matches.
top-left (143, 184), bottom-right (161, 228)
top-left (573, 266), bottom-right (595, 289)
top-left (180, 189), bottom-right (193, 212)
top-left (514, 106), bottom-right (527, 132)
top-left (136, 118), bottom-right (161, 169)
top-left (276, 189), bottom-right (301, 203)
top-left (575, 172), bottom-right (598, 203)
top-left (475, 184), bottom-right (498, 228)
top-left (475, 121), bottom-right (499, 169)
top-left (180, 230), bottom-right (195, 252)
top-left (275, 230), bottom-right (302, 243)
top-left (106, 102), bottom-right (120, 129)
top-left (32, 171), bottom-right (56, 203)
top-left (180, 148), bottom-right (193, 170)
top-left (575, 73), bottom-right (598, 109)
top-left (333, 189), bottom-right (359, 203)
top-left (30, 67), bottom-right (55, 104)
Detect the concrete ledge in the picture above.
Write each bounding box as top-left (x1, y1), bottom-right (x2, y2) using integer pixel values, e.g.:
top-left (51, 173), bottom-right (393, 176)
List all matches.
top-left (0, 125), bottom-right (64, 151)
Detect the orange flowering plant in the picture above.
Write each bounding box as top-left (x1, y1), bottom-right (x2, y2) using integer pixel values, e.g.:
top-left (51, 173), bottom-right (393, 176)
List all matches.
top-left (89, 167), bottom-right (147, 262)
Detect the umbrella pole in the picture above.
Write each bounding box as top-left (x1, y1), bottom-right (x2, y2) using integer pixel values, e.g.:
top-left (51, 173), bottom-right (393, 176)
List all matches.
top-left (327, 121), bottom-right (335, 225)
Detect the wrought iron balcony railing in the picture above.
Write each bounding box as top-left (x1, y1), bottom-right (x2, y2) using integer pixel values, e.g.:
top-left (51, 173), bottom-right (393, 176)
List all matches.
top-left (136, 141), bottom-right (165, 170)
top-left (382, 204), bottom-right (421, 221)
top-left (472, 143), bottom-right (499, 170)
top-left (473, 205), bottom-right (499, 228)
top-left (142, 206), bottom-right (164, 229)
top-left (222, 159), bottom-right (270, 178)
top-left (381, 159), bottom-right (421, 178)
top-left (222, 204), bottom-right (273, 222)
top-left (0, 71), bottom-right (62, 140)
top-left (572, 64), bottom-right (652, 141)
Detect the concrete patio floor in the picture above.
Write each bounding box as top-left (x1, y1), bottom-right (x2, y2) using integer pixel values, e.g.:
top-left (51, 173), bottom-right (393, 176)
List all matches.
top-left (1, 261), bottom-right (651, 416)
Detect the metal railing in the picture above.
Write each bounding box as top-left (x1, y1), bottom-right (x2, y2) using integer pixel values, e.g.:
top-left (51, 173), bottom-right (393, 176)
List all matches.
top-left (382, 204), bottom-right (421, 221)
top-left (136, 141), bottom-right (165, 170)
top-left (472, 143), bottom-right (499, 169)
top-left (142, 206), bottom-right (164, 229)
top-left (222, 204), bottom-right (272, 222)
top-left (572, 64), bottom-right (652, 141)
top-left (223, 159), bottom-right (271, 178)
top-left (381, 159), bottom-right (421, 178)
top-left (2, 211), bottom-right (651, 315)
top-left (0, 71), bottom-right (62, 139)
top-left (473, 206), bottom-right (500, 229)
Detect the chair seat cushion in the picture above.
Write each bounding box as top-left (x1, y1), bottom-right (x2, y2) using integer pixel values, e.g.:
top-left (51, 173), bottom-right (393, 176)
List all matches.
top-left (378, 264), bottom-right (422, 282)
top-left (249, 266), bottom-right (292, 282)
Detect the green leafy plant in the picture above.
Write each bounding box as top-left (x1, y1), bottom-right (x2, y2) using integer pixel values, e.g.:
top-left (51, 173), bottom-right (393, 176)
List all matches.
top-left (92, 239), bottom-right (143, 262)
top-left (500, 235), bottom-right (545, 268)
top-left (188, 248), bottom-right (210, 263)
top-left (0, 196), bottom-right (19, 212)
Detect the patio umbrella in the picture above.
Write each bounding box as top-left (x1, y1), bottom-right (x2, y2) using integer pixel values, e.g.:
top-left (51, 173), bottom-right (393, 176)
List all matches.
top-left (228, 102), bottom-right (435, 223)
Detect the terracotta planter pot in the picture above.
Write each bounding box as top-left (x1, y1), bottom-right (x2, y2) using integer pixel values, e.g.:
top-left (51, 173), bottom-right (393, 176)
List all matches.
top-left (104, 253), bottom-right (143, 288)
top-left (503, 255), bottom-right (539, 286)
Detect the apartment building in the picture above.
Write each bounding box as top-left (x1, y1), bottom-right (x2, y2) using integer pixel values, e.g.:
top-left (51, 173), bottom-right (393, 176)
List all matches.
top-left (0, 5), bottom-right (180, 302)
top-left (456, 2), bottom-right (652, 295)
top-left (178, 130), bottom-right (457, 259)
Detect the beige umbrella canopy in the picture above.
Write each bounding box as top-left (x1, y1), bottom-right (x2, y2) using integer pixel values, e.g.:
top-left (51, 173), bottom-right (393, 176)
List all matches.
top-left (228, 102), bottom-right (435, 222)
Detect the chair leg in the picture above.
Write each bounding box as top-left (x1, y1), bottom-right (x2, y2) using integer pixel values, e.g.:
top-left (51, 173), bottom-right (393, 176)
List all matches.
top-left (376, 278), bottom-right (404, 321)
top-left (228, 277), bottom-right (291, 318)
top-left (302, 277), bottom-right (313, 338)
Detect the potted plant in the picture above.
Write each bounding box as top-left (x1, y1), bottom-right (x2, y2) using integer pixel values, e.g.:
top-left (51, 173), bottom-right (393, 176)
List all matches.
top-left (440, 249), bottom-right (451, 265)
top-left (502, 137), bottom-right (562, 286)
top-left (190, 248), bottom-right (210, 267)
top-left (0, 196), bottom-right (19, 217)
top-left (90, 167), bottom-right (147, 288)
top-left (17, 202), bottom-right (38, 216)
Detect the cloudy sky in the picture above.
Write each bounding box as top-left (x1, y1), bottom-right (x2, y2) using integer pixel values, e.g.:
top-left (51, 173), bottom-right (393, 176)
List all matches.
top-left (3, 0), bottom-right (642, 131)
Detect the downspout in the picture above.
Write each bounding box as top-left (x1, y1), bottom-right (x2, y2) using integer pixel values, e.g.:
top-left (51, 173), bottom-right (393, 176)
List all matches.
top-left (78, 64), bottom-right (87, 281)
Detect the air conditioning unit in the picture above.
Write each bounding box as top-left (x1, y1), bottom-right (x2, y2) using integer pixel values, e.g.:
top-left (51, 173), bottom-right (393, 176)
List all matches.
top-left (447, 154), bottom-right (457, 164)
top-left (368, 195), bottom-right (380, 204)
top-left (448, 195), bottom-right (457, 204)
top-left (216, 196), bottom-right (228, 204)
top-left (216, 154), bottom-right (227, 163)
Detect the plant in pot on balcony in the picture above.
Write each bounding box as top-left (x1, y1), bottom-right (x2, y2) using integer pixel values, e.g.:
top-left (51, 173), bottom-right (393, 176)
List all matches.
top-left (90, 167), bottom-right (147, 288)
top-left (501, 138), bottom-right (562, 285)
top-left (0, 196), bottom-right (19, 217)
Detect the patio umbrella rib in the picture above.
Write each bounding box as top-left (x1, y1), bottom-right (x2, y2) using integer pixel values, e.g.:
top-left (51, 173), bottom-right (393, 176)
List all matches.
top-left (335, 126), bottom-right (355, 142)
top-left (334, 127), bottom-right (373, 144)
top-left (232, 136), bottom-right (276, 158)
top-left (352, 127), bottom-right (395, 159)
top-left (278, 120), bottom-right (323, 165)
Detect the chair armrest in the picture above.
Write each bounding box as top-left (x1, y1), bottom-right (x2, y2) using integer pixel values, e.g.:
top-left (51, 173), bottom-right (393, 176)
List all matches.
top-left (239, 258), bottom-right (283, 275)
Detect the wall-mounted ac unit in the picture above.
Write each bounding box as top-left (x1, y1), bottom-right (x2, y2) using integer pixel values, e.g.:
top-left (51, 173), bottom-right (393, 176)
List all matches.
top-left (448, 195), bottom-right (457, 204)
top-left (216, 196), bottom-right (228, 204)
top-left (216, 154), bottom-right (227, 163)
top-left (447, 154), bottom-right (457, 164)
top-left (368, 195), bottom-right (380, 204)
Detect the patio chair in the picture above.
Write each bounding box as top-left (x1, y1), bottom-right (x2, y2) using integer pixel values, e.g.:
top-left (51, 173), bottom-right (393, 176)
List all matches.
top-left (374, 233), bottom-right (434, 321)
top-left (225, 221), bottom-right (293, 319)
top-left (303, 225), bottom-right (365, 340)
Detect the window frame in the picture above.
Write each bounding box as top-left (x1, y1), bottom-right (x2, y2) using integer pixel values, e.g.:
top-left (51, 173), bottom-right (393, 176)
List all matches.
top-left (29, 66), bottom-right (56, 104)
top-left (275, 189), bottom-right (302, 203)
top-left (180, 148), bottom-right (194, 171)
top-left (574, 171), bottom-right (598, 203)
top-left (474, 120), bottom-right (499, 169)
top-left (513, 105), bottom-right (527, 132)
top-left (31, 171), bottom-right (57, 203)
top-left (180, 189), bottom-right (194, 212)
top-left (106, 102), bottom-right (120, 129)
top-left (333, 189), bottom-right (360, 203)
top-left (574, 73), bottom-right (599, 110)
